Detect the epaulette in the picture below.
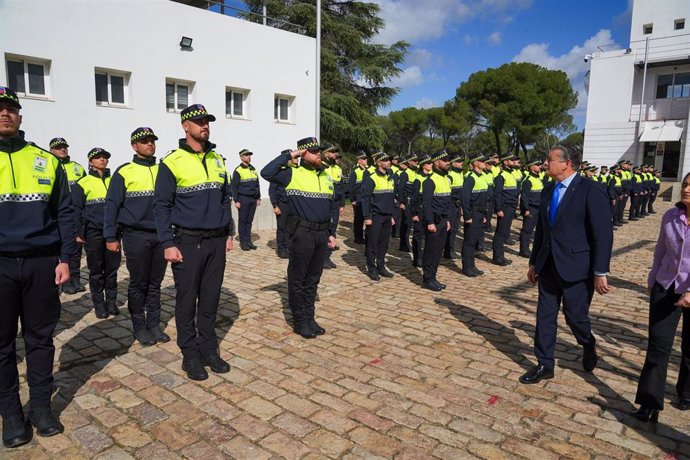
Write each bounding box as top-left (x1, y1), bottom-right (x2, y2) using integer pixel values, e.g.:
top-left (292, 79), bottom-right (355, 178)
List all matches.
top-left (28, 141), bottom-right (53, 155)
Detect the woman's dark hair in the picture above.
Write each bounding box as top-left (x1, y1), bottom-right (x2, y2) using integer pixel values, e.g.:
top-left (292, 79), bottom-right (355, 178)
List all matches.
top-left (676, 172), bottom-right (690, 210)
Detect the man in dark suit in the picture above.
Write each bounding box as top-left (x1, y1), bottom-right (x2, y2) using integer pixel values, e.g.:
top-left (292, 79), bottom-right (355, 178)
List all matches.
top-left (520, 145), bottom-right (613, 384)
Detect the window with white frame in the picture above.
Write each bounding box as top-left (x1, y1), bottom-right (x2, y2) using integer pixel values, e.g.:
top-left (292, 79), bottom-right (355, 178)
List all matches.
top-left (274, 95), bottom-right (294, 122)
top-left (166, 79), bottom-right (193, 112)
top-left (656, 72), bottom-right (690, 99)
top-left (5, 55), bottom-right (50, 98)
top-left (225, 87), bottom-right (249, 118)
top-left (94, 68), bottom-right (130, 106)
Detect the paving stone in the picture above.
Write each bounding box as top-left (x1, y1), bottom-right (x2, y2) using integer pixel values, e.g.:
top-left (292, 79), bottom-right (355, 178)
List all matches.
top-left (271, 412), bottom-right (319, 438)
top-left (304, 428), bottom-right (355, 457)
top-left (71, 425), bottom-right (114, 456)
top-left (219, 436), bottom-right (272, 460)
top-left (259, 431), bottom-right (312, 459)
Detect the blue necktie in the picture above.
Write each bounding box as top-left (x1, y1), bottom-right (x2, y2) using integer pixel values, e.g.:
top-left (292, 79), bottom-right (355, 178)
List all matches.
top-left (549, 183), bottom-right (563, 225)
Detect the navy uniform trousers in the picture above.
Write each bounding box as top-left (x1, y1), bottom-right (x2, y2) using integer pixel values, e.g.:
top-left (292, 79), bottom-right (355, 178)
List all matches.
top-left (0, 255), bottom-right (61, 416)
top-left (352, 204), bottom-right (365, 242)
top-left (635, 282), bottom-right (690, 410)
top-left (492, 206), bottom-right (515, 261)
top-left (519, 207), bottom-right (539, 254)
top-left (423, 218), bottom-right (448, 283)
top-left (68, 243), bottom-right (83, 286)
top-left (275, 201), bottom-right (290, 254)
top-left (535, 255), bottom-right (595, 370)
top-left (462, 209), bottom-right (484, 269)
top-left (85, 223), bottom-right (121, 312)
top-left (444, 202), bottom-right (461, 258)
top-left (288, 224), bottom-right (329, 325)
top-left (365, 213), bottom-right (391, 272)
top-left (172, 232), bottom-right (226, 360)
top-left (238, 195), bottom-right (257, 246)
top-left (122, 229), bottom-right (167, 332)
top-left (399, 205), bottom-right (412, 251)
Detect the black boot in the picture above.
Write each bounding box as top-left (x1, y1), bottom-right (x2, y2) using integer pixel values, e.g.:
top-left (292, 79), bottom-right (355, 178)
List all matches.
top-left (2, 412), bottom-right (31, 448)
top-left (28, 407), bottom-right (63, 437)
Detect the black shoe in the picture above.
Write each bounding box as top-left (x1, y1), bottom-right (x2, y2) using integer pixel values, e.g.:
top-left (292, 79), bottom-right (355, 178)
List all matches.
top-left (203, 354), bottom-right (231, 374)
top-left (491, 258), bottom-right (512, 266)
top-left (62, 281), bottom-right (78, 295)
top-left (632, 406), bottom-right (659, 422)
top-left (443, 253), bottom-right (455, 260)
top-left (134, 330), bottom-right (156, 347)
top-left (518, 251), bottom-right (531, 258)
top-left (649, 211), bottom-right (656, 214)
top-left (323, 259), bottom-right (337, 269)
top-left (354, 238), bottom-right (366, 244)
top-left (241, 245), bottom-right (251, 251)
top-left (249, 243), bottom-right (258, 250)
top-left (309, 318), bottom-right (326, 335)
top-left (505, 239), bottom-right (517, 246)
top-left (75, 282), bottom-right (86, 293)
top-left (28, 407), bottom-right (63, 437)
top-left (462, 267), bottom-right (480, 277)
top-left (434, 280), bottom-right (446, 290)
top-left (2, 412), bottom-right (31, 448)
top-left (107, 303), bottom-right (119, 316)
top-left (182, 357), bottom-right (208, 381)
top-left (149, 326), bottom-right (171, 343)
top-left (582, 339), bottom-right (599, 372)
top-left (672, 398), bottom-right (690, 411)
top-left (367, 270), bottom-right (380, 281)
top-left (278, 250), bottom-right (289, 259)
top-left (476, 246), bottom-right (486, 252)
top-left (293, 321), bottom-right (317, 339)
top-left (377, 267), bottom-right (394, 278)
top-left (518, 365), bottom-right (554, 384)
top-left (412, 260), bottom-right (420, 268)
top-left (629, 217), bottom-right (639, 221)
top-left (95, 306), bottom-right (108, 319)
top-left (423, 281), bottom-right (443, 292)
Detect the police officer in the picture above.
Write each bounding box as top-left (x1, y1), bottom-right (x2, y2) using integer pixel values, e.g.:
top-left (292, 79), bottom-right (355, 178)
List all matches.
top-left (232, 149), bottom-right (261, 251)
top-left (639, 165), bottom-right (652, 217)
top-left (322, 143), bottom-right (344, 269)
top-left (421, 150), bottom-right (452, 291)
top-left (396, 153), bottom-right (419, 253)
top-left (478, 156), bottom-right (496, 251)
top-left (268, 149), bottom-right (295, 259)
top-left (348, 151), bottom-right (368, 244)
top-left (49, 137), bottom-right (86, 294)
top-left (154, 104), bottom-right (234, 381)
top-left (444, 155), bottom-right (464, 260)
top-left (619, 160), bottom-right (632, 223)
top-left (73, 148), bottom-right (121, 319)
top-left (629, 165), bottom-right (643, 221)
top-left (492, 153), bottom-right (519, 266)
top-left (361, 151), bottom-right (395, 281)
top-left (390, 155), bottom-right (401, 238)
top-left (461, 152), bottom-right (489, 277)
top-left (104, 127), bottom-right (170, 347)
top-left (412, 155), bottom-right (433, 267)
top-left (648, 169), bottom-right (661, 214)
top-left (0, 87), bottom-right (76, 447)
top-left (261, 137), bottom-right (337, 339)
top-left (518, 158), bottom-right (543, 258)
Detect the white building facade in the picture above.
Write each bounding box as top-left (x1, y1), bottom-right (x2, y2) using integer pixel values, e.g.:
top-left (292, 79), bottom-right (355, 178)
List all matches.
top-left (583, 0), bottom-right (690, 182)
top-left (0, 0), bottom-right (316, 229)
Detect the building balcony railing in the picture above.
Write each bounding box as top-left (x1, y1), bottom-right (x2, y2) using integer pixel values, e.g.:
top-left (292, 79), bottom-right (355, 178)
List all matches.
top-left (598, 33), bottom-right (690, 67)
top-left (630, 98), bottom-right (690, 122)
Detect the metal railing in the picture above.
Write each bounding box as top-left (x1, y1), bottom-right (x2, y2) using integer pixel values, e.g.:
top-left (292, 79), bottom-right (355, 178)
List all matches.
top-left (630, 98), bottom-right (690, 121)
top-left (597, 32), bottom-right (690, 62)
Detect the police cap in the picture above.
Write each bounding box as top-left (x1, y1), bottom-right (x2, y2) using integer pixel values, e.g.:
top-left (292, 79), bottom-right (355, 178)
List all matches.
top-left (130, 127), bottom-right (158, 144)
top-left (467, 152), bottom-right (486, 163)
top-left (49, 137), bottom-right (69, 149)
top-left (87, 147), bottom-right (111, 160)
top-left (239, 148), bottom-right (253, 156)
top-left (372, 151), bottom-right (391, 163)
top-left (0, 86), bottom-right (21, 109)
top-left (418, 154), bottom-right (433, 166)
top-left (431, 150), bottom-right (449, 162)
top-left (180, 104), bottom-right (216, 123)
top-left (355, 149), bottom-right (368, 160)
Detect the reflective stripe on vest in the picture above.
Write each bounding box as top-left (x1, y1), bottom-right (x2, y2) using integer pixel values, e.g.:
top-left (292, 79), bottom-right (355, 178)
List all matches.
top-left (447, 170), bottom-right (464, 190)
top-left (354, 166), bottom-right (366, 184)
top-left (162, 148), bottom-right (226, 194)
top-left (119, 162), bottom-right (158, 198)
top-left (0, 144), bottom-right (58, 203)
top-left (324, 164), bottom-right (343, 183)
top-left (500, 170), bottom-right (517, 189)
top-left (286, 166), bottom-right (334, 199)
top-left (78, 174), bottom-right (111, 205)
top-left (370, 171), bottom-right (394, 194)
top-left (526, 175), bottom-right (543, 192)
top-left (425, 172), bottom-right (451, 196)
top-left (235, 165), bottom-right (259, 182)
top-left (471, 171), bottom-right (488, 193)
top-left (62, 161), bottom-right (85, 185)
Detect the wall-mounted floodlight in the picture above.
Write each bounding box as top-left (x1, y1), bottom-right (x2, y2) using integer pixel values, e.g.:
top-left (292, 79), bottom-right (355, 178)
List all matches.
top-left (180, 36), bottom-right (193, 49)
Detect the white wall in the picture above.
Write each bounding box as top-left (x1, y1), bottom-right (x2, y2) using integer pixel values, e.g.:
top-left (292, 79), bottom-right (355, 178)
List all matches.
top-left (630, 0), bottom-right (689, 44)
top-left (585, 51), bottom-right (636, 124)
top-left (0, 0), bottom-right (317, 230)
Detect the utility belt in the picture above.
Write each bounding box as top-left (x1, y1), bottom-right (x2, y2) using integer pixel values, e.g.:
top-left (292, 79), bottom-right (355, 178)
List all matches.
top-left (0, 244), bottom-right (59, 258)
top-left (122, 225), bottom-right (157, 234)
top-left (287, 216), bottom-right (330, 233)
top-left (174, 227), bottom-right (227, 238)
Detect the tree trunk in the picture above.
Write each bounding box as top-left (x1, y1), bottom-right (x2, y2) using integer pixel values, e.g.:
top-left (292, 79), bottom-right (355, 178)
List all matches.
top-left (492, 129), bottom-right (501, 155)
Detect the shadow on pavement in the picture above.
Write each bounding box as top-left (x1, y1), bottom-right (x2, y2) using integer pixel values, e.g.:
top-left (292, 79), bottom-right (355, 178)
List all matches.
top-left (261, 279), bottom-right (292, 327)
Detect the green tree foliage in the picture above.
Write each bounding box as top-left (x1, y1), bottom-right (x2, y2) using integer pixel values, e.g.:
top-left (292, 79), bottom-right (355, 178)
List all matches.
top-left (561, 131), bottom-right (584, 149)
top-left (382, 107), bottom-right (426, 155)
top-left (241, 1), bottom-right (408, 152)
top-left (455, 62), bottom-right (577, 156)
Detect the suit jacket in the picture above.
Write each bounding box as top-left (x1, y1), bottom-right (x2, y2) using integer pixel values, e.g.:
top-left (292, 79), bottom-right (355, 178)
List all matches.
top-left (529, 174), bottom-right (613, 282)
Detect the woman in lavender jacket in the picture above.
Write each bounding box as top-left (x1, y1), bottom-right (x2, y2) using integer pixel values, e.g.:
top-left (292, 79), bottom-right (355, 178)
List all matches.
top-left (633, 172), bottom-right (690, 422)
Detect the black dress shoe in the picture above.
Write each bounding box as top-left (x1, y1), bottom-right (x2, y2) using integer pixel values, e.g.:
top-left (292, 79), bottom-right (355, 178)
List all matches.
top-left (2, 412), bottom-right (31, 448)
top-left (423, 281), bottom-right (443, 292)
top-left (367, 270), bottom-right (380, 281)
top-left (241, 245), bottom-right (251, 251)
top-left (629, 217), bottom-right (639, 221)
top-left (309, 319), bottom-right (326, 335)
top-left (293, 321), bottom-right (317, 339)
top-left (278, 250), bottom-right (289, 259)
top-left (518, 251), bottom-right (532, 258)
top-left (378, 267), bottom-right (394, 278)
top-left (149, 326), bottom-right (171, 343)
top-left (443, 253), bottom-right (455, 260)
top-left (672, 398), bottom-right (690, 411)
top-left (107, 303), bottom-right (119, 316)
top-left (95, 307), bottom-right (109, 319)
top-left (582, 340), bottom-right (599, 372)
top-left (434, 280), bottom-right (446, 290)
top-left (28, 407), bottom-right (63, 437)
top-left (182, 357), bottom-right (209, 381)
top-left (519, 365), bottom-right (554, 384)
top-left (632, 406), bottom-right (659, 422)
top-left (323, 259), bottom-right (337, 269)
top-left (75, 282), bottom-right (87, 293)
top-left (505, 239), bottom-right (517, 246)
top-left (462, 267), bottom-right (481, 277)
top-left (249, 243), bottom-right (258, 250)
top-left (134, 330), bottom-right (157, 347)
top-left (203, 354), bottom-right (231, 374)
top-left (491, 258), bottom-right (512, 266)
top-left (62, 281), bottom-right (78, 295)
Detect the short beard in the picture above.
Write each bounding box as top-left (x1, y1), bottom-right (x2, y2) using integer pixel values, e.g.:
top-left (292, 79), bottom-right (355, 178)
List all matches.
top-left (303, 155), bottom-right (322, 169)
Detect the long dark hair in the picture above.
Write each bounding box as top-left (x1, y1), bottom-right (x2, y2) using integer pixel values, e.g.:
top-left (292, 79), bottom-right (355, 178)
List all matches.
top-left (676, 172), bottom-right (690, 210)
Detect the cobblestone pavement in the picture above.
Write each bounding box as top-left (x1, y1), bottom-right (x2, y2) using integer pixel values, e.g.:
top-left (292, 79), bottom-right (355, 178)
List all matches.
top-left (6, 200), bottom-right (690, 460)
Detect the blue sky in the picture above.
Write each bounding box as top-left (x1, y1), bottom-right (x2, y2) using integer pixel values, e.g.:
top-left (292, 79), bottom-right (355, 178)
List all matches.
top-left (372, 0), bottom-right (634, 129)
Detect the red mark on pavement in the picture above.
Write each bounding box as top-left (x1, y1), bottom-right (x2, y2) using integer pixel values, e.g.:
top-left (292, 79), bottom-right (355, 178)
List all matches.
top-left (487, 395), bottom-right (501, 406)
top-left (663, 454), bottom-right (678, 460)
top-left (369, 358), bottom-right (382, 365)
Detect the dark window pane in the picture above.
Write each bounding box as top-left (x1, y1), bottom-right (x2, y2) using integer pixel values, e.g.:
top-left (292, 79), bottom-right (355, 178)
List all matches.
top-left (675, 20), bottom-right (685, 30)
top-left (676, 73), bottom-right (690, 98)
top-left (274, 97), bottom-right (279, 119)
top-left (95, 73), bottom-right (108, 103)
top-left (27, 63), bottom-right (45, 95)
top-left (7, 60), bottom-right (25, 93)
top-left (656, 74), bottom-right (673, 99)
top-left (110, 75), bottom-right (124, 103)
top-left (279, 99), bottom-right (288, 120)
top-left (177, 84), bottom-right (188, 110)
top-left (166, 83), bottom-right (175, 110)
top-left (233, 92), bottom-right (243, 116)
top-left (225, 91), bottom-right (232, 116)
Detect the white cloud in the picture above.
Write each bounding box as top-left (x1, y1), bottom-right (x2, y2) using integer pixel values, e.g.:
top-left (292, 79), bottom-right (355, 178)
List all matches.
top-left (487, 32), bottom-right (502, 45)
top-left (414, 97), bottom-right (438, 109)
top-left (512, 29), bottom-right (618, 116)
top-left (407, 48), bottom-right (434, 68)
top-left (463, 34), bottom-right (478, 45)
top-left (389, 66), bottom-right (425, 88)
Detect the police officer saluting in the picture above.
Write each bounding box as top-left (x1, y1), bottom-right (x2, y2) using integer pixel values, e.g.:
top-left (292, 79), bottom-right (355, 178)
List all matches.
top-left (261, 137), bottom-right (337, 339)
top-left (421, 150), bottom-right (452, 291)
top-left (104, 128), bottom-right (169, 346)
top-left (73, 148), bottom-right (121, 318)
top-left (232, 149), bottom-right (261, 251)
top-left (0, 87), bottom-right (76, 447)
top-left (361, 151), bottom-right (396, 281)
top-left (154, 104), bottom-right (234, 381)
top-left (49, 137), bottom-right (86, 294)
